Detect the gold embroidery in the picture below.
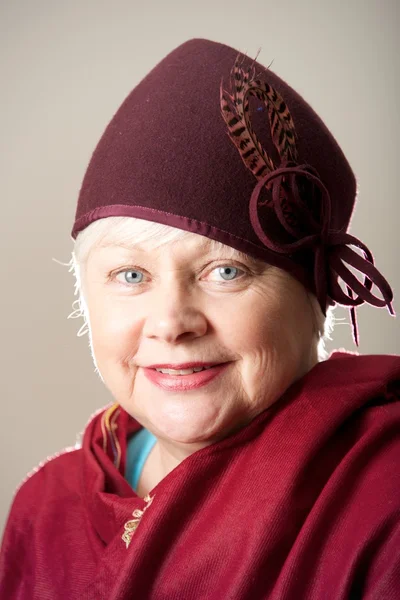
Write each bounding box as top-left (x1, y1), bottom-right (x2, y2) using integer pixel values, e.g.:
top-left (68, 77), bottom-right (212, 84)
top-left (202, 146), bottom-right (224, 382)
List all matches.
top-left (122, 494), bottom-right (154, 549)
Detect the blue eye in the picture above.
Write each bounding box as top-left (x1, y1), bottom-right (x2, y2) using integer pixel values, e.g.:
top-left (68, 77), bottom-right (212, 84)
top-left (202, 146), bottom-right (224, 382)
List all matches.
top-left (217, 266), bottom-right (239, 281)
top-left (121, 270), bottom-right (144, 284)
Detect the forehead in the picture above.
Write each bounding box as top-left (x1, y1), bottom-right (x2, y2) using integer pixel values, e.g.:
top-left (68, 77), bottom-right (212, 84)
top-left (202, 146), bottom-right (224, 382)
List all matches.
top-left (97, 231), bottom-right (249, 259)
top-left (79, 217), bottom-right (268, 270)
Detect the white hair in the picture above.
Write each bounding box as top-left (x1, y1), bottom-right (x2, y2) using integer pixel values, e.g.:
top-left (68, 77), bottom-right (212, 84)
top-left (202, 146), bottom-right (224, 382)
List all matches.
top-left (68, 217), bottom-right (335, 361)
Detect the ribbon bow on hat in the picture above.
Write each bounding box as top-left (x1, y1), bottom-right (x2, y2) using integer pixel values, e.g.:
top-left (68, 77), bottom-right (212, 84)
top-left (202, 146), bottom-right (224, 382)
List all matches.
top-left (220, 52), bottom-right (394, 345)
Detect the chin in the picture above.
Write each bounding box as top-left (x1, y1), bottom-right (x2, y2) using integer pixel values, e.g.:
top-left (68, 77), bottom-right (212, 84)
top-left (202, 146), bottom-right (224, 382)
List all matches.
top-left (155, 411), bottom-right (252, 447)
top-left (153, 420), bottom-right (220, 446)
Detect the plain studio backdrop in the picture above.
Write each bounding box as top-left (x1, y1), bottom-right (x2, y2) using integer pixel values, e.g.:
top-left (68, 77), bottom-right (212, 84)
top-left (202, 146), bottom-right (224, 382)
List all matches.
top-left (0, 0), bottom-right (399, 536)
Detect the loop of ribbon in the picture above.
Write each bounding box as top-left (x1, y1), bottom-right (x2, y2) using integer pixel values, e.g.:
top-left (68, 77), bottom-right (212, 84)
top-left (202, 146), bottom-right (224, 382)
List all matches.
top-left (249, 163), bottom-right (395, 345)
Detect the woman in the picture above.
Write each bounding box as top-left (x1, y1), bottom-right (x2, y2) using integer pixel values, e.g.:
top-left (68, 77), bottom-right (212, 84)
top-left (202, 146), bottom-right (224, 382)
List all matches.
top-left (1, 38), bottom-right (399, 600)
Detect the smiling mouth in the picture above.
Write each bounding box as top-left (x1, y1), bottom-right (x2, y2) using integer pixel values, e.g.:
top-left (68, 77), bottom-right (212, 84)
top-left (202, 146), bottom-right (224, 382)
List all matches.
top-left (154, 366), bottom-right (214, 376)
top-left (143, 362), bottom-right (229, 391)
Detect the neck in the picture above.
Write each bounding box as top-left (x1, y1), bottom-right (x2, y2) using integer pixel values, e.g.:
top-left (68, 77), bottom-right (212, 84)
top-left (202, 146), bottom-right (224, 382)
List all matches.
top-left (136, 434), bottom-right (211, 498)
top-left (158, 436), bottom-right (211, 474)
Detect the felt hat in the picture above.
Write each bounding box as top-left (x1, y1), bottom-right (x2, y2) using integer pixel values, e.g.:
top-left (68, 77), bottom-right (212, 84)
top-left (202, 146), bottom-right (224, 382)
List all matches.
top-left (72, 38), bottom-right (394, 344)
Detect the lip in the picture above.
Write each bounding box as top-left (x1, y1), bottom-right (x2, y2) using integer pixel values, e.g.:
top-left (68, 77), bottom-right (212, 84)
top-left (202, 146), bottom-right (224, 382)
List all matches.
top-left (146, 362), bottom-right (221, 369)
top-left (142, 363), bottom-right (230, 391)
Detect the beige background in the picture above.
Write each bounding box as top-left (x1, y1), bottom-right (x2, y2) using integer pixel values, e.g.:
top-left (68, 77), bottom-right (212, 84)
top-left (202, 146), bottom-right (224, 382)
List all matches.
top-left (1, 0), bottom-right (399, 537)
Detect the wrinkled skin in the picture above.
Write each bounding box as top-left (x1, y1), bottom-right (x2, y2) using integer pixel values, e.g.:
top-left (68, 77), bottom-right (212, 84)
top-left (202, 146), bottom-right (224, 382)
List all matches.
top-left (82, 231), bottom-right (319, 487)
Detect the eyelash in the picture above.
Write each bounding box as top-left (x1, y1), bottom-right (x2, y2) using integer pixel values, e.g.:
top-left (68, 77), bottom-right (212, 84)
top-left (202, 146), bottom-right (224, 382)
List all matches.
top-left (111, 262), bottom-right (248, 286)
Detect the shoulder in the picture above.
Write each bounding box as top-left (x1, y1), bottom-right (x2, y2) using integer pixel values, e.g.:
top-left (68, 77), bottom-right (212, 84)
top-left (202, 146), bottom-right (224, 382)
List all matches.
top-left (302, 354), bottom-right (400, 565)
top-left (325, 353), bottom-right (400, 507)
top-left (0, 445), bottom-right (83, 583)
top-left (326, 349), bottom-right (400, 373)
top-left (312, 351), bottom-right (400, 399)
top-left (2, 403), bottom-right (113, 535)
top-left (5, 445), bottom-right (83, 530)
top-left (0, 444), bottom-right (89, 598)
top-left (295, 352), bottom-right (400, 499)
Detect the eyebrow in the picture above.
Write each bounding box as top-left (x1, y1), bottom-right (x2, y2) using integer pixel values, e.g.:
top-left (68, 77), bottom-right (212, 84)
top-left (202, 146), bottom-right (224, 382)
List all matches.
top-left (96, 239), bottom-right (217, 253)
top-left (97, 241), bottom-right (145, 251)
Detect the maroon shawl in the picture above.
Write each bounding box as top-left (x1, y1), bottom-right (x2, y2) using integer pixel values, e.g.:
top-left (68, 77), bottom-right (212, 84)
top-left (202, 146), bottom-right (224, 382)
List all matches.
top-left (1, 351), bottom-right (399, 599)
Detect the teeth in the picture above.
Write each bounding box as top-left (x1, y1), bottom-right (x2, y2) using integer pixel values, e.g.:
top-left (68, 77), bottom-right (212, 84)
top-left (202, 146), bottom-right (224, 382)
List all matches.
top-left (155, 366), bottom-right (211, 375)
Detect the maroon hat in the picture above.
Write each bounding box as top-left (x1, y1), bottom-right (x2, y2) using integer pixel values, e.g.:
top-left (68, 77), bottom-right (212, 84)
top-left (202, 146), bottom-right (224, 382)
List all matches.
top-left (72, 38), bottom-right (394, 344)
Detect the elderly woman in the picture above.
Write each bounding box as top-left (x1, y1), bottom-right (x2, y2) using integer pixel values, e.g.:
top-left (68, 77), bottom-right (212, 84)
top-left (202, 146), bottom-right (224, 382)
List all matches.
top-left (1, 38), bottom-right (399, 600)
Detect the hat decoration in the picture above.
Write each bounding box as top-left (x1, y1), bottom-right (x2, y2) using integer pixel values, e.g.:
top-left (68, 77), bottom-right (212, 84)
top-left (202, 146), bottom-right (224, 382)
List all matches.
top-left (220, 52), bottom-right (395, 345)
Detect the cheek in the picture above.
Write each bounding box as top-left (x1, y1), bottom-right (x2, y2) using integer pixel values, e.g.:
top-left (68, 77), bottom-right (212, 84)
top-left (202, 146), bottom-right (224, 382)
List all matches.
top-left (235, 295), bottom-right (308, 376)
top-left (87, 297), bottom-right (144, 367)
top-left (214, 300), bottom-right (281, 390)
top-left (237, 300), bottom-right (282, 348)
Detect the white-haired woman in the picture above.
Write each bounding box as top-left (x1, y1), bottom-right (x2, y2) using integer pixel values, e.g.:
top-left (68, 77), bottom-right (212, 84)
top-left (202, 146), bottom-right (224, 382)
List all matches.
top-left (1, 39), bottom-right (398, 600)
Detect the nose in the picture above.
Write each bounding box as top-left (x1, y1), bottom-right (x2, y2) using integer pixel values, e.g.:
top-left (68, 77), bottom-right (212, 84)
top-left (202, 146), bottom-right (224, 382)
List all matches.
top-left (142, 281), bottom-right (208, 344)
